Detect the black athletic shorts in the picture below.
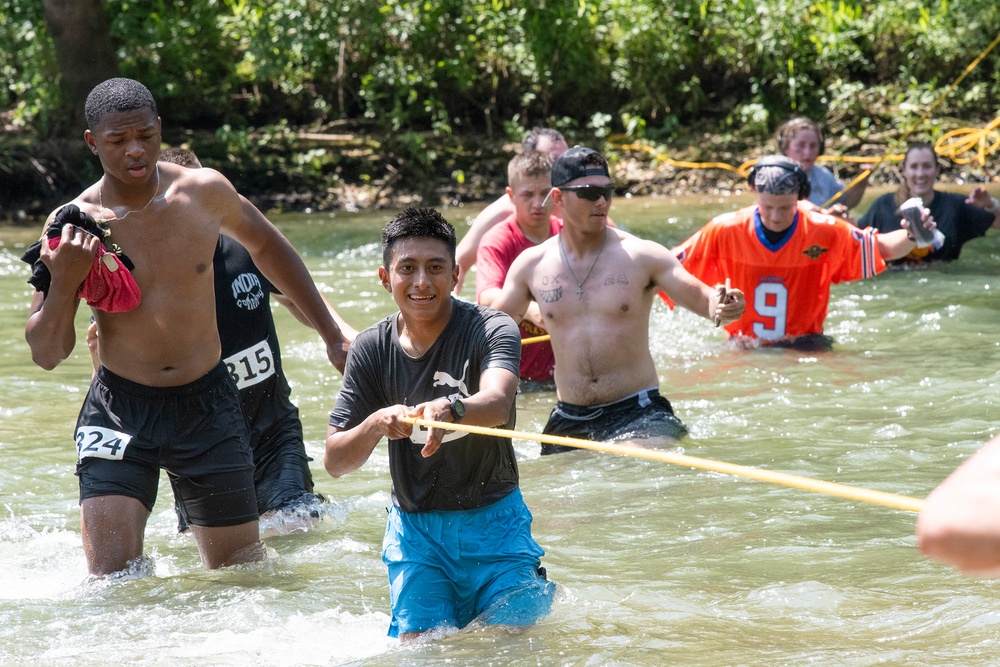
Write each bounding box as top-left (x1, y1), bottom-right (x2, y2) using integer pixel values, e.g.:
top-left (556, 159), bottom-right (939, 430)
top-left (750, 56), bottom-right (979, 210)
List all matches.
top-left (251, 415), bottom-right (320, 514)
top-left (171, 413), bottom-right (323, 532)
top-left (74, 361), bottom-right (258, 528)
top-left (541, 387), bottom-right (688, 455)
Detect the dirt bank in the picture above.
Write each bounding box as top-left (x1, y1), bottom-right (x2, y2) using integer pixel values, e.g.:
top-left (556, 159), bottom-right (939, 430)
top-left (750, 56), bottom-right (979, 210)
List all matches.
top-left (3, 129), bottom-right (997, 225)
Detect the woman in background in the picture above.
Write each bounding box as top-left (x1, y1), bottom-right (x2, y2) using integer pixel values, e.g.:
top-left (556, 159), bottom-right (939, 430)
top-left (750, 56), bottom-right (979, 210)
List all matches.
top-left (856, 142), bottom-right (999, 264)
top-left (777, 117), bottom-right (869, 216)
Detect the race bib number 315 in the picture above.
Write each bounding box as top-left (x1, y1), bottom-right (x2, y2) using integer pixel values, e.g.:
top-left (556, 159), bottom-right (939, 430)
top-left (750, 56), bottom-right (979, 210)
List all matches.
top-left (75, 426), bottom-right (132, 461)
top-left (224, 340), bottom-right (276, 390)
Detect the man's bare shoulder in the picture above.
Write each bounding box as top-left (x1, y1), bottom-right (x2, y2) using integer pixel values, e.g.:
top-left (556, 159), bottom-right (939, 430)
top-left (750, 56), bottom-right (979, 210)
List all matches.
top-left (612, 230), bottom-right (684, 285)
top-left (44, 185), bottom-right (102, 227)
top-left (470, 193), bottom-right (515, 228)
top-left (524, 234), bottom-right (561, 261)
top-left (615, 228), bottom-right (670, 257)
top-left (162, 162), bottom-right (239, 210)
top-left (504, 237), bottom-right (554, 281)
top-left (162, 161), bottom-right (231, 190)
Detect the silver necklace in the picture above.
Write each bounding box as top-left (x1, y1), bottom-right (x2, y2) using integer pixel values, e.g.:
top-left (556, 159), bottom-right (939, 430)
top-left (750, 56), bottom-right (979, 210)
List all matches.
top-left (559, 228), bottom-right (609, 299)
top-left (98, 164), bottom-right (160, 222)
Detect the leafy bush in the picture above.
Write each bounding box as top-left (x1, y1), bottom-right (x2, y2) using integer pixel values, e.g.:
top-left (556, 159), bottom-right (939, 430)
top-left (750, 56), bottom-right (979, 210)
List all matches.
top-left (0, 2), bottom-right (58, 132)
top-left (3, 0), bottom-right (1000, 147)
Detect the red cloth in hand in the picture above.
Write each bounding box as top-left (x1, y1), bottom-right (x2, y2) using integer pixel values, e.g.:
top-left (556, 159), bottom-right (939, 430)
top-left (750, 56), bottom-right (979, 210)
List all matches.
top-left (45, 237), bottom-right (142, 312)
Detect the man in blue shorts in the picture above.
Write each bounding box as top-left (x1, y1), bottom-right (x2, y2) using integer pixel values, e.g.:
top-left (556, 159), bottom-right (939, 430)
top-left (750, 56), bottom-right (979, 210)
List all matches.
top-left (24, 78), bottom-right (349, 576)
top-left (325, 208), bottom-right (554, 640)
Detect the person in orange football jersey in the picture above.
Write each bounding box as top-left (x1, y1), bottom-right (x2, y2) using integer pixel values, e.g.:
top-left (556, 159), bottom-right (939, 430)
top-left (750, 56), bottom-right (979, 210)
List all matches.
top-left (667, 155), bottom-right (931, 351)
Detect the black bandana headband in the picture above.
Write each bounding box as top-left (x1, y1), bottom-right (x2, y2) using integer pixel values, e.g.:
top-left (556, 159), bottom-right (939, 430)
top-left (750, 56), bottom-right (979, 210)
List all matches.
top-left (752, 166), bottom-right (803, 196)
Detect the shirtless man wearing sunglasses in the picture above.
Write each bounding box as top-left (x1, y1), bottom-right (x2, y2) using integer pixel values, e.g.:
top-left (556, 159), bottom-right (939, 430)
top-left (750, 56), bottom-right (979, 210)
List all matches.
top-left (493, 146), bottom-right (745, 455)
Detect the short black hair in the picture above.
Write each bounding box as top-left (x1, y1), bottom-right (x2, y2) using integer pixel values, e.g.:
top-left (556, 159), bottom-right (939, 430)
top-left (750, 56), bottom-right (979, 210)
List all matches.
top-left (381, 208), bottom-right (457, 269)
top-left (521, 127), bottom-right (565, 152)
top-left (85, 78), bottom-right (158, 129)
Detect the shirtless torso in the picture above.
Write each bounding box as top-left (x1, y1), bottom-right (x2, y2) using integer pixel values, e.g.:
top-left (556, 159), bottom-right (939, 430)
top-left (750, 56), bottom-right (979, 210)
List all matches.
top-left (497, 224), bottom-right (738, 406)
top-left (26, 93), bottom-right (344, 575)
top-left (29, 160), bottom-right (343, 384)
top-left (81, 164), bottom-right (228, 385)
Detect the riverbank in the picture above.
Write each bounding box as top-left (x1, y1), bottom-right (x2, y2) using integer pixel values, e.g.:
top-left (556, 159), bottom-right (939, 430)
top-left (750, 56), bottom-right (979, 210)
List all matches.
top-left (3, 124), bottom-right (998, 224)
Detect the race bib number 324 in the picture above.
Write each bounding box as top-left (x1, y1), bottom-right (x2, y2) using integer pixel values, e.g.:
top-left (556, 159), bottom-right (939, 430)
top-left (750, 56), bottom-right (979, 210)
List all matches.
top-left (75, 426), bottom-right (132, 461)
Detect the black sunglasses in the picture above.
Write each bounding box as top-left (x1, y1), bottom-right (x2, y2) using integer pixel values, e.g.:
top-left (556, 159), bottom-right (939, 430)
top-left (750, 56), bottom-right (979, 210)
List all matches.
top-left (559, 185), bottom-right (615, 201)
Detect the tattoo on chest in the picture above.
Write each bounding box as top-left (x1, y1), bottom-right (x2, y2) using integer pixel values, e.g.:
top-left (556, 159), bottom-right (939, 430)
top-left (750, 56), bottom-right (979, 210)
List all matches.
top-left (541, 273), bottom-right (561, 286)
top-left (537, 273), bottom-right (563, 303)
top-left (602, 273), bottom-right (630, 286)
top-left (538, 285), bottom-right (563, 303)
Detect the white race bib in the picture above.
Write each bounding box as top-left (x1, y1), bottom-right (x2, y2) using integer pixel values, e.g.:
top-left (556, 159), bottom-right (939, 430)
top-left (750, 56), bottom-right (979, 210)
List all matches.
top-left (75, 426), bottom-right (132, 461)
top-left (224, 340), bottom-right (276, 390)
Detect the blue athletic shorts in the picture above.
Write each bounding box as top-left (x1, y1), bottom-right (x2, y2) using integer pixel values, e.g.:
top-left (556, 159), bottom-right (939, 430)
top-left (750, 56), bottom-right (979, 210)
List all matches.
top-left (75, 362), bottom-right (258, 528)
top-left (541, 387), bottom-right (688, 455)
top-left (382, 488), bottom-right (554, 637)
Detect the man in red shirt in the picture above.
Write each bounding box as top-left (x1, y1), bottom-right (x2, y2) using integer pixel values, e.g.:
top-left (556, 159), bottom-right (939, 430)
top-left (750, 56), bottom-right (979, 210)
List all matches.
top-left (476, 151), bottom-right (561, 381)
top-left (455, 128), bottom-right (569, 294)
top-left (670, 155), bottom-right (929, 350)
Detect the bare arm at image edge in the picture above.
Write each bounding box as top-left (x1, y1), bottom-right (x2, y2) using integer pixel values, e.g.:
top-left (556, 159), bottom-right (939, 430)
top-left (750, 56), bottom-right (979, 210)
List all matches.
top-left (917, 433), bottom-right (1000, 577)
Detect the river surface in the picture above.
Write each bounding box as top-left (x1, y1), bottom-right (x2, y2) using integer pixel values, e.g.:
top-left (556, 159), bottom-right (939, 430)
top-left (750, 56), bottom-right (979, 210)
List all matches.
top-left (1, 190), bottom-right (998, 666)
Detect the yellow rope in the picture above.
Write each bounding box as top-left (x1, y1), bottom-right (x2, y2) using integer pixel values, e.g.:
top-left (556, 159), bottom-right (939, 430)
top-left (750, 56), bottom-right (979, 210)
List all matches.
top-left (405, 417), bottom-right (926, 513)
top-left (521, 334), bottom-right (550, 346)
top-left (936, 115), bottom-right (1000, 166)
top-left (817, 31), bottom-right (1000, 208)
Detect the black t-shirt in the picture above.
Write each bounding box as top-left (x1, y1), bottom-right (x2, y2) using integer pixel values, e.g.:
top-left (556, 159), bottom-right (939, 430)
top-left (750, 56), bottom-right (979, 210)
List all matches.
top-left (329, 299), bottom-right (521, 513)
top-left (858, 190), bottom-right (994, 263)
top-left (215, 236), bottom-right (299, 451)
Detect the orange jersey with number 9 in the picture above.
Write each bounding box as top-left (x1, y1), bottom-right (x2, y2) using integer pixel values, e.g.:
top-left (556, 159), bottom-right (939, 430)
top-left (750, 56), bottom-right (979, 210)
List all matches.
top-left (668, 203), bottom-right (886, 340)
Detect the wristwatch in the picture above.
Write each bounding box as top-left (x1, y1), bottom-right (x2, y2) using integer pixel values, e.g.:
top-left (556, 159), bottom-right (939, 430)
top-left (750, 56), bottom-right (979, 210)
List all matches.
top-left (449, 397), bottom-right (466, 423)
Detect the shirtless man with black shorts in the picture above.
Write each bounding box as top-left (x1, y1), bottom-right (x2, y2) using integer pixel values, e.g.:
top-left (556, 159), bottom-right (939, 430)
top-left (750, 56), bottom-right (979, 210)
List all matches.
top-left (156, 148), bottom-right (357, 536)
top-left (24, 78), bottom-right (349, 576)
top-left (493, 147), bottom-right (746, 454)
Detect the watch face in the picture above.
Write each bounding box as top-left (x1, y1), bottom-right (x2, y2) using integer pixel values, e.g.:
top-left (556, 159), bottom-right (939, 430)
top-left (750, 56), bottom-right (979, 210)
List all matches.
top-left (451, 398), bottom-right (466, 419)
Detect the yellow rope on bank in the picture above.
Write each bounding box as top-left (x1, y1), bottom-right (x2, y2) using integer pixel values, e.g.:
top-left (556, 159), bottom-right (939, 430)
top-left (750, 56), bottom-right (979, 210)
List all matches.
top-left (616, 142), bottom-right (760, 179)
top-left (818, 31), bottom-right (1000, 208)
top-left (936, 115), bottom-right (1000, 166)
top-left (405, 417), bottom-right (926, 513)
top-left (612, 31), bottom-right (1000, 209)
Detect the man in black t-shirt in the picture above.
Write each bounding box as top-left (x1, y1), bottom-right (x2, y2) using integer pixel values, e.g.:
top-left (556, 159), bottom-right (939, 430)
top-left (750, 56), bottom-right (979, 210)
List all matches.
top-left (326, 208), bottom-right (554, 640)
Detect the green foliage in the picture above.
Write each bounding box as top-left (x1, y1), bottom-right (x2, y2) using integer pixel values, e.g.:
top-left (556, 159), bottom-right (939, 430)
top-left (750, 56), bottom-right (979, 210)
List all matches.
top-left (0, 1), bottom-right (59, 132)
top-left (3, 0), bottom-right (1000, 150)
top-left (215, 120), bottom-right (334, 192)
top-left (107, 0), bottom-right (241, 126)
